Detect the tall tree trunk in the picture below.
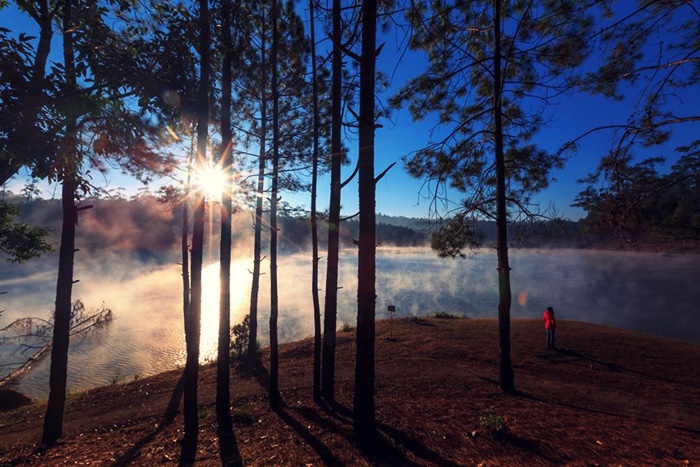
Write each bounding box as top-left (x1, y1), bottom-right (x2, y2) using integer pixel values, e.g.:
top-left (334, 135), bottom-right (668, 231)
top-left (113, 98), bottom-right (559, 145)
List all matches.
top-left (217, 0), bottom-right (233, 422)
top-left (268, 0), bottom-right (281, 411)
top-left (493, 0), bottom-right (514, 393)
top-left (308, 0), bottom-right (322, 404)
top-left (182, 147), bottom-right (193, 337)
top-left (354, 0), bottom-right (377, 440)
top-left (42, 0), bottom-right (77, 446)
top-left (248, 11), bottom-right (267, 358)
top-left (184, 0), bottom-right (210, 438)
top-left (248, 143), bottom-right (265, 357)
top-left (42, 173), bottom-right (77, 446)
top-left (321, 0), bottom-right (343, 403)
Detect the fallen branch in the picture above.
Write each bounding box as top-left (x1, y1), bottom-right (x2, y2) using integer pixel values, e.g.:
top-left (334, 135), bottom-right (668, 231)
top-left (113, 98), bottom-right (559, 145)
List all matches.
top-left (0, 300), bottom-right (113, 388)
top-left (0, 342), bottom-right (52, 388)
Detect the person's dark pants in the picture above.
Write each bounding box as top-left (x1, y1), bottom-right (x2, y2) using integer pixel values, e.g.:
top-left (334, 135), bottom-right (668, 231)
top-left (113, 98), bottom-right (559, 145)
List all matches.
top-left (546, 329), bottom-right (555, 349)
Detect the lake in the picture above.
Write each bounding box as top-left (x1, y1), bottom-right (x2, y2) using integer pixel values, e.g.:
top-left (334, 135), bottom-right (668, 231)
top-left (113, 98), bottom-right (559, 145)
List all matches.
top-left (1, 247), bottom-right (698, 398)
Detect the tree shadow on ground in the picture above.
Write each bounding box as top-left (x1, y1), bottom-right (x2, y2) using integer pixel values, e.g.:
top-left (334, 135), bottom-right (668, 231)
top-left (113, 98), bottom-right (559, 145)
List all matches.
top-left (357, 431), bottom-right (425, 467)
top-left (293, 402), bottom-right (422, 466)
top-left (491, 430), bottom-right (563, 464)
top-left (304, 400), bottom-right (456, 466)
top-left (216, 409), bottom-right (242, 467)
top-left (516, 380), bottom-right (700, 436)
top-left (407, 318), bottom-right (437, 327)
top-left (275, 406), bottom-right (341, 465)
top-left (317, 399), bottom-right (353, 425)
top-left (540, 347), bottom-right (699, 389)
top-left (236, 355), bottom-right (269, 392)
top-left (376, 421), bottom-right (461, 467)
top-left (111, 373), bottom-right (184, 466)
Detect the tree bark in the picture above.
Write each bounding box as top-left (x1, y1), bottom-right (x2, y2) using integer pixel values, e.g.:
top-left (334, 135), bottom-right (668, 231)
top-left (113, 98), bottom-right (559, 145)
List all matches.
top-left (42, 0), bottom-right (77, 446)
top-left (354, 0), bottom-right (377, 441)
top-left (248, 12), bottom-right (267, 358)
top-left (321, 0), bottom-right (343, 403)
top-left (184, 0), bottom-right (210, 439)
top-left (217, 0), bottom-right (233, 422)
top-left (308, 0), bottom-right (322, 404)
top-left (42, 172), bottom-right (77, 447)
top-left (182, 150), bottom-right (192, 337)
top-left (268, 0), bottom-right (281, 411)
top-left (493, 0), bottom-right (514, 393)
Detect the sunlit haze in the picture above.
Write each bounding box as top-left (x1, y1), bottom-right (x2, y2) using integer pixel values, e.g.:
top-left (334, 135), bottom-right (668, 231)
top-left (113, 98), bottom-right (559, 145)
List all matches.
top-left (2, 247), bottom-right (699, 398)
top-left (193, 162), bottom-right (228, 201)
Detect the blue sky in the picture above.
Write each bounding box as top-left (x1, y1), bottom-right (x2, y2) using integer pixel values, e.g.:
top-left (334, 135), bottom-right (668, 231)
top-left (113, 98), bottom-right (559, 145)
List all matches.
top-left (3, 2), bottom-right (698, 221)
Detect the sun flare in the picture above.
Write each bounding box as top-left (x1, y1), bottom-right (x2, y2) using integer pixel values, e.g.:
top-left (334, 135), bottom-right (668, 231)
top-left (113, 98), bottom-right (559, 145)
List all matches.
top-left (194, 162), bottom-right (227, 200)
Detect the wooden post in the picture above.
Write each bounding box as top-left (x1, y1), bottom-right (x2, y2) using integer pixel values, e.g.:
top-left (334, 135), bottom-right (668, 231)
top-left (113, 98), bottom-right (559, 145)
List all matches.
top-left (388, 305), bottom-right (396, 339)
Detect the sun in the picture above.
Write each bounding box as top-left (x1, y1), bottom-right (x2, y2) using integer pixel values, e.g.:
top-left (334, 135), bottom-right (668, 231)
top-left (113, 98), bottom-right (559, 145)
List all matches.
top-left (193, 162), bottom-right (227, 201)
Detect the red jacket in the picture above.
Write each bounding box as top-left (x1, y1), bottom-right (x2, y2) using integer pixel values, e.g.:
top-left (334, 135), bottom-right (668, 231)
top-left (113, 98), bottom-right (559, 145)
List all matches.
top-left (543, 310), bottom-right (556, 330)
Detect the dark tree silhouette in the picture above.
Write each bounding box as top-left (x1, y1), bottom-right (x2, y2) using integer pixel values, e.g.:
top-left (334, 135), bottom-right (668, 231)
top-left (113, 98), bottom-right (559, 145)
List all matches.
top-left (321, 0), bottom-right (348, 404)
top-left (184, 0), bottom-right (211, 441)
top-left (308, 0), bottom-right (323, 403)
top-left (354, 0), bottom-right (378, 440)
top-left (268, 0), bottom-right (282, 411)
top-left (216, 0), bottom-right (234, 424)
top-left (247, 12), bottom-right (267, 358)
top-left (42, 0), bottom-right (79, 446)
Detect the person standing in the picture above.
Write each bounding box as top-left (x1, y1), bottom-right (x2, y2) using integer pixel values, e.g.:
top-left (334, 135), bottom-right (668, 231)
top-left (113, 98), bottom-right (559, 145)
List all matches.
top-left (543, 306), bottom-right (556, 349)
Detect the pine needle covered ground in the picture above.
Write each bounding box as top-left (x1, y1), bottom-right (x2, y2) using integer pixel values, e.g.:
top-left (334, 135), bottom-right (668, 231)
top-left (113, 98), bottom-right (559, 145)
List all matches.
top-left (1, 317), bottom-right (698, 466)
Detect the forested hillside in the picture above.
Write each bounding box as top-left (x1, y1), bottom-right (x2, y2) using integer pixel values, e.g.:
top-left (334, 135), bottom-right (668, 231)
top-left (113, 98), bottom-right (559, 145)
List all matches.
top-left (4, 186), bottom-right (698, 259)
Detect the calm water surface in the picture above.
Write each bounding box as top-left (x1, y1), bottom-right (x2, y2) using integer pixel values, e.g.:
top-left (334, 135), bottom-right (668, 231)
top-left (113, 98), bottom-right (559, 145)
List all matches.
top-left (0, 247), bottom-right (697, 398)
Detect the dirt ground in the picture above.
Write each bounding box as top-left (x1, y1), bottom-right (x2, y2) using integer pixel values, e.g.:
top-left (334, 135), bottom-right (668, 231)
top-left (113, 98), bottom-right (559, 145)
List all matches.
top-left (1, 317), bottom-right (699, 466)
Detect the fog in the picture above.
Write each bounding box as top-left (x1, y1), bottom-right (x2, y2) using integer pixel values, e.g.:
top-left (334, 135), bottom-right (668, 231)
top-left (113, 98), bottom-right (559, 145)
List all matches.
top-left (1, 247), bottom-right (698, 398)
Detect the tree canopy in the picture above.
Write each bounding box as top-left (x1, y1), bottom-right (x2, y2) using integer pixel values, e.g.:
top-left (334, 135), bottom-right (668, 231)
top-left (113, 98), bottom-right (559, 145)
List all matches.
top-left (574, 141), bottom-right (700, 245)
top-left (391, 0), bottom-right (598, 253)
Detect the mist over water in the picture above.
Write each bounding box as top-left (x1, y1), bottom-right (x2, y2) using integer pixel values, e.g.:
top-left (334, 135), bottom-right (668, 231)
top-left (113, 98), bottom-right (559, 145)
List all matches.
top-left (1, 247), bottom-right (698, 398)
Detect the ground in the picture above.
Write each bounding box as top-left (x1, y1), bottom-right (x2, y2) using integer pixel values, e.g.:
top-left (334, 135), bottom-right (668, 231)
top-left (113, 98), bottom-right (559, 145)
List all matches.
top-left (0, 317), bottom-right (699, 466)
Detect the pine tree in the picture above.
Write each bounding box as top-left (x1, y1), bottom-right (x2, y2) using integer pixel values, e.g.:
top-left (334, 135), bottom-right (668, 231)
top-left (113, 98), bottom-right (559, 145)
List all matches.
top-left (354, 0), bottom-right (378, 440)
top-left (392, 0), bottom-right (597, 392)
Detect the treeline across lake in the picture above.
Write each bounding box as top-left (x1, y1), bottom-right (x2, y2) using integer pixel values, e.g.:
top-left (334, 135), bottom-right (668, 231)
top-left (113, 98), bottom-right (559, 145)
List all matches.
top-left (3, 192), bottom-right (698, 257)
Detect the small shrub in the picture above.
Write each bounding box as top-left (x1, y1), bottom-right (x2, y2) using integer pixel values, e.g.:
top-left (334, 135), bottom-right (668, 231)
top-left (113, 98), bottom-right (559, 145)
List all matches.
top-left (230, 315), bottom-right (251, 357)
top-left (339, 323), bottom-right (354, 332)
top-left (232, 404), bottom-right (255, 425)
top-left (478, 407), bottom-right (508, 435)
top-left (230, 315), bottom-right (261, 358)
top-left (434, 311), bottom-right (460, 319)
top-left (109, 368), bottom-right (124, 385)
top-left (407, 315), bottom-right (430, 325)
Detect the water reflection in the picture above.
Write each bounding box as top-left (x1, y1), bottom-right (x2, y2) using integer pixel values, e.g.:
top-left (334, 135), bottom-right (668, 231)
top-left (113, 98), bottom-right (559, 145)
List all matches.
top-left (1, 247), bottom-right (698, 398)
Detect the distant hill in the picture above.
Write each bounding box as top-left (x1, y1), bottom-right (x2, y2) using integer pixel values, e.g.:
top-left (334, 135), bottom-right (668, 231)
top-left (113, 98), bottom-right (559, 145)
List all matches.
top-left (6, 194), bottom-right (691, 257)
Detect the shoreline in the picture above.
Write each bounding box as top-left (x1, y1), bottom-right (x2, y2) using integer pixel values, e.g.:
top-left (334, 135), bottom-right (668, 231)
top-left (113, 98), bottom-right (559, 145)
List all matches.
top-left (4, 316), bottom-right (699, 405)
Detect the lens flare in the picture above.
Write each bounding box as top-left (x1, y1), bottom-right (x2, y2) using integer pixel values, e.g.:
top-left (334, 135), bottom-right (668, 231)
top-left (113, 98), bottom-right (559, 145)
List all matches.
top-left (193, 162), bottom-right (227, 201)
top-left (517, 291), bottom-right (528, 307)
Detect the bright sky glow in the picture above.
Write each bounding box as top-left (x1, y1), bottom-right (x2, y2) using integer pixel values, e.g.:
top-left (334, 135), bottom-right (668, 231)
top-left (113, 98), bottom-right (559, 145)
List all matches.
top-left (2, 3), bottom-right (698, 222)
top-left (193, 162), bottom-right (227, 201)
